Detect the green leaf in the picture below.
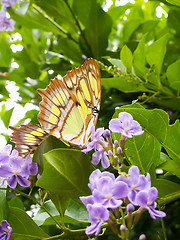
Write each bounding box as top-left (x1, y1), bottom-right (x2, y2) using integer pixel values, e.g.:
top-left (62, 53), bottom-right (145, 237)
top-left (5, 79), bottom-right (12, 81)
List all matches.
top-left (108, 4), bottom-right (133, 21)
top-left (101, 76), bottom-right (148, 93)
top-left (102, 58), bottom-right (148, 93)
top-left (8, 207), bottom-right (49, 239)
top-left (166, 59), bottom-right (180, 90)
top-left (10, 5), bottom-right (64, 35)
top-left (33, 200), bottom-right (59, 226)
top-left (15, 48), bottom-right (40, 79)
top-left (83, 4), bottom-right (112, 58)
top-left (0, 182), bottom-right (8, 221)
top-left (73, 0), bottom-right (112, 58)
top-left (35, 0), bottom-right (78, 36)
top-left (33, 199), bottom-right (89, 225)
top-left (0, 33), bottom-right (12, 66)
top-left (125, 131), bottom-right (161, 173)
top-left (166, 0), bottom-right (180, 7)
top-left (0, 84), bottom-right (9, 100)
top-left (64, 199), bottom-right (89, 223)
top-left (112, 105), bottom-right (161, 173)
top-left (37, 149), bottom-right (93, 198)
top-left (33, 135), bottom-right (68, 174)
top-left (0, 105), bottom-right (14, 129)
top-left (16, 1), bottom-right (30, 15)
top-left (121, 19), bottom-right (142, 45)
top-left (138, 20), bottom-right (159, 35)
top-left (47, 192), bottom-right (69, 216)
top-left (112, 103), bottom-right (180, 173)
top-left (18, 28), bottom-right (41, 64)
top-left (158, 159), bottom-right (180, 178)
top-left (72, 0), bottom-right (96, 27)
top-left (133, 34), bottom-right (149, 79)
top-left (57, 37), bottom-right (83, 63)
top-left (156, 179), bottom-right (180, 202)
top-left (120, 45), bottom-right (133, 71)
top-left (167, 9), bottom-right (180, 33)
top-left (8, 197), bottom-right (24, 210)
top-left (107, 58), bottom-right (127, 74)
top-left (146, 33), bottom-right (170, 74)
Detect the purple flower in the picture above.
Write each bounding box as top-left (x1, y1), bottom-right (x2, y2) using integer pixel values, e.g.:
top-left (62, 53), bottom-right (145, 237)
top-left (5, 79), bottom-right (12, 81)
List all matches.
top-left (109, 112), bottom-right (144, 138)
top-left (25, 154), bottom-right (38, 176)
top-left (92, 145), bottom-right (110, 169)
top-left (1, 0), bottom-right (17, 8)
top-left (80, 195), bottom-right (94, 207)
top-left (0, 220), bottom-right (13, 240)
top-left (0, 0), bottom-right (16, 32)
top-left (0, 145), bottom-right (38, 188)
top-left (88, 169), bottom-right (115, 192)
top-left (93, 176), bottom-right (129, 209)
top-left (135, 187), bottom-right (166, 219)
top-left (0, 153), bottom-right (30, 188)
top-left (0, 9), bottom-right (15, 31)
top-left (82, 126), bottom-right (105, 153)
top-left (3, 18), bottom-right (15, 31)
top-left (0, 144), bottom-right (12, 165)
top-left (86, 204), bottom-right (109, 236)
top-left (116, 166), bottom-right (150, 205)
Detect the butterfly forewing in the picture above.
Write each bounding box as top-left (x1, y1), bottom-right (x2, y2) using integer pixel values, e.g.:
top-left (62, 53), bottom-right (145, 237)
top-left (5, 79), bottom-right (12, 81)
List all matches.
top-left (9, 123), bottom-right (49, 157)
top-left (38, 58), bottom-right (101, 148)
top-left (10, 58), bottom-right (101, 156)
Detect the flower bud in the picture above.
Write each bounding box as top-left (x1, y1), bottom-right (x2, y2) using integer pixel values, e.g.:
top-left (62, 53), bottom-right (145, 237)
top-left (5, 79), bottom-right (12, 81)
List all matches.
top-left (134, 207), bottom-right (144, 225)
top-left (117, 146), bottom-right (122, 155)
top-left (139, 234), bottom-right (146, 240)
top-left (108, 150), bottom-right (114, 164)
top-left (120, 224), bottom-right (126, 239)
top-left (104, 129), bottom-right (113, 151)
top-left (103, 129), bottom-right (111, 138)
top-left (120, 135), bottom-right (127, 149)
top-left (127, 203), bottom-right (135, 213)
top-left (114, 140), bottom-right (119, 149)
top-left (126, 204), bottom-right (134, 229)
top-left (107, 218), bottom-right (119, 235)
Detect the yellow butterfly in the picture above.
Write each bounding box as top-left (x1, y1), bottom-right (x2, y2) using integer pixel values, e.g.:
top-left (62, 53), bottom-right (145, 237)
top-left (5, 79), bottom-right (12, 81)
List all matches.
top-left (10, 58), bottom-right (101, 157)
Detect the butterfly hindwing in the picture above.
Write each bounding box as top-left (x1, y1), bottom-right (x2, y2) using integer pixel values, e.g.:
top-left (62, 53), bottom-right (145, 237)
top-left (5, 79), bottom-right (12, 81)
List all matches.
top-left (9, 123), bottom-right (49, 157)
top-left (38, 58), bottom-right (101, 148)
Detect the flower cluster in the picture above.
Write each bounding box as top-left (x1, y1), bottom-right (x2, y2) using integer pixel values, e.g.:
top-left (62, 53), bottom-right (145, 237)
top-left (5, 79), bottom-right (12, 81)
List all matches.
top-left (83, 112), bottom-right (144, 169)
top-left (0, 144), bottom-right (38, 188)
top-left (0, 220), bottom-right (12, 240)
top-left (80, 166), bottom-right (166, 236)
top-left (0, 0), bottom-right (17, 32)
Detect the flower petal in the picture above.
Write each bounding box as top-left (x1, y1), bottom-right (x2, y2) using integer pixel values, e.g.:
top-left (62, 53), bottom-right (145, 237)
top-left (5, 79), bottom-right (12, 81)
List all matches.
top-left (7, 175), bottom-right (17, 189)
top-left (109, 119), bottom-right (121, 133)
top-left (135, 191), bottom-right (148, 207)
top-left (17, 176), bottom-right (31, 188)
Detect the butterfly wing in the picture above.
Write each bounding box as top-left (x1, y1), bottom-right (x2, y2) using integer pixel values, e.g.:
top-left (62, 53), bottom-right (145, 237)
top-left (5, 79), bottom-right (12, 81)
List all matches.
top-left (9, 123), bottom-right (49, 157)
top-left (38, 58), bottom-right (101, 148)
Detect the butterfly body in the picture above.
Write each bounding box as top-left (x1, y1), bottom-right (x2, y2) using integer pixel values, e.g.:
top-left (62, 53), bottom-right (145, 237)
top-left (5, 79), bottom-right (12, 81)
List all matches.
top-left (10, 58), bottom-right (101, 156)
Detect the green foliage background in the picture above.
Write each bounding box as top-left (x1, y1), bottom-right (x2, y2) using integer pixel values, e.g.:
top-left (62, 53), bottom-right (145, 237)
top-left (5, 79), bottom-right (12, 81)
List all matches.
top-left (0, 0), bottom-right (180, 239)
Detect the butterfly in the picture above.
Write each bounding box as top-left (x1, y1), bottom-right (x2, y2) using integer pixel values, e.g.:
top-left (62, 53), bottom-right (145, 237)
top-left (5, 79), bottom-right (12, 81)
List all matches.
top-left (9, 58), bottom-right (101, 157)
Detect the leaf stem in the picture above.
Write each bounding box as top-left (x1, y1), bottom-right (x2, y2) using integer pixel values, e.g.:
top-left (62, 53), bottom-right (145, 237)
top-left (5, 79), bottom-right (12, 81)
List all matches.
top-left (32, 4), bottom-right (78, 44)
top-left (41, 228), bottom-right (87, 239)
top-left (161, 218), bottom-right (167, 240)
top-left (119, 208), bottom-right (129, 240)
top-left (63, 0), bottom-right (93, 57)
top-left (1, 187), bottom-right (63, 230)
top-left (158, 192), bottom-right (180, 206)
